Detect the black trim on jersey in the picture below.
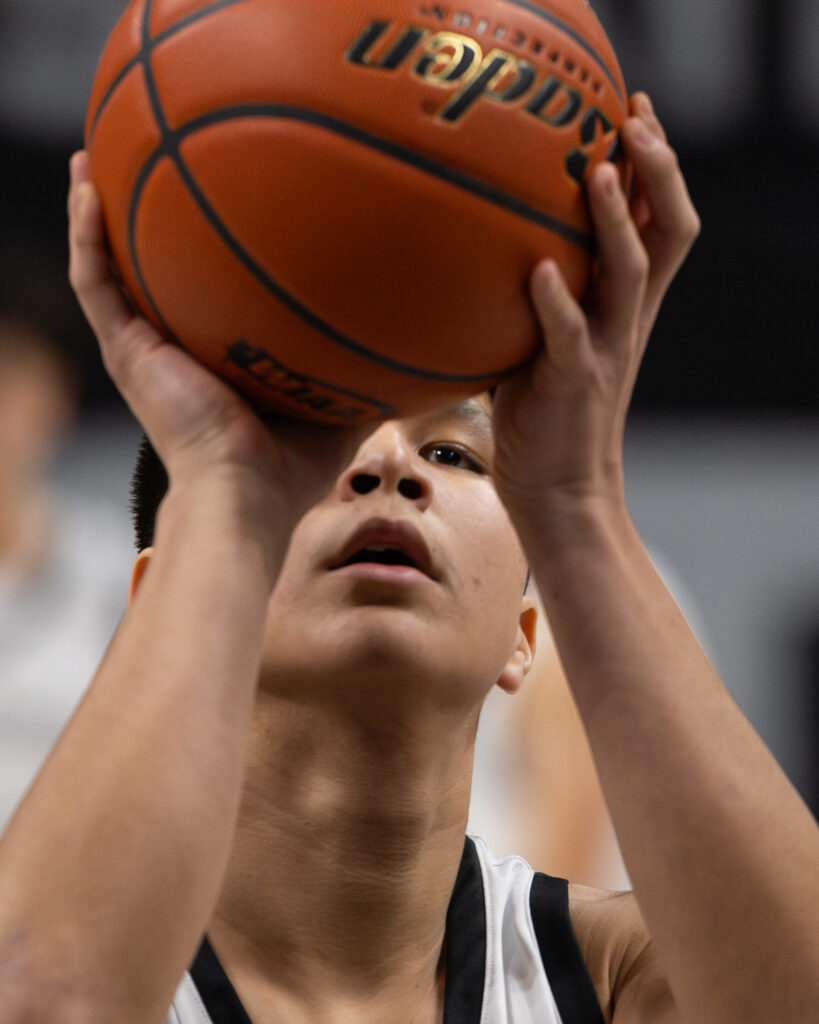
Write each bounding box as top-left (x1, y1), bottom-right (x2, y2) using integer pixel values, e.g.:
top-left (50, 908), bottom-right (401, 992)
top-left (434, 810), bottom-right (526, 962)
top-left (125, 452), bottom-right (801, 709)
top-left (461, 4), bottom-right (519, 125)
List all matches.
top-left (529, 872), bottom-right (606, 1024)
top-left (190, 936), bottom-right (254, 1024)
top-left (443, 837), bottom-right (487, 1024)
top-left (187, 841), bottom-right (603, 1024)
top-left (188, 840), bottom-right (489, 1024)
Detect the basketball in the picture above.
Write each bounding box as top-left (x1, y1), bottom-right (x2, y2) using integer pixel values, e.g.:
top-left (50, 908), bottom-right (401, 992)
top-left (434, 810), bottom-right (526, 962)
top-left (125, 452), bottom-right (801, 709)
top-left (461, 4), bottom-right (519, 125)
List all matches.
top-left (85, 0), bottom-right (627, 424)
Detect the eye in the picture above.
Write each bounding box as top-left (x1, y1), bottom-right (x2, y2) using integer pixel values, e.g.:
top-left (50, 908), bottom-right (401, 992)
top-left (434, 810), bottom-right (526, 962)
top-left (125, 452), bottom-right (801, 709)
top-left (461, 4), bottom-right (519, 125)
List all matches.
top-left (420, 443), bottom-right (485, 474)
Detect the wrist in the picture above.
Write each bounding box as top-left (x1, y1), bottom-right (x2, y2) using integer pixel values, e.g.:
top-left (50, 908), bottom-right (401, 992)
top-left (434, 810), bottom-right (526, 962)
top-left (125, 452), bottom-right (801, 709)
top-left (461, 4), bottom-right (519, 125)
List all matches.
top-left (503, 477), bottom-right (630, 560)
top-left (154, 466), bottom-right (294, 587)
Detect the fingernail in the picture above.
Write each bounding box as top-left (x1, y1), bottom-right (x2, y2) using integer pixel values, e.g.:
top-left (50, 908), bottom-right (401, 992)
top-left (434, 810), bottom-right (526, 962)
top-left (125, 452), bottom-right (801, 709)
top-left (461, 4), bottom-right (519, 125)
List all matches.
top-left (541, 258), bottom-right (558, 281)
top-left (70, 150), bottom-right (90, 188)
top-left (76, 181), bottom-right (95, 217)
top-left (537, 259), bottom-right (560, 291)
top-left (596, 161), bottom-right (619, 195)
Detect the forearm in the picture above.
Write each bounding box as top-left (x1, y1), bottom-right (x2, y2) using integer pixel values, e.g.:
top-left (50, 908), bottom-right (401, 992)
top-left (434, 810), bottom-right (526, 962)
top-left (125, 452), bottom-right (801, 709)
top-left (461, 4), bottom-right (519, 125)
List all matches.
top-left (0, 473), bottom-right (282, 1023)
top-left (523, 497), bottom-right (819, 1024)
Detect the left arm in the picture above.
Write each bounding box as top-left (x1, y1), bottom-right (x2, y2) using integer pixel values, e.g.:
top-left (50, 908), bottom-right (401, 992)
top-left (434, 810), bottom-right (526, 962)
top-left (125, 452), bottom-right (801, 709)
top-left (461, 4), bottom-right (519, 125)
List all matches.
top-left (493, 93), bottom-right (819, 1024)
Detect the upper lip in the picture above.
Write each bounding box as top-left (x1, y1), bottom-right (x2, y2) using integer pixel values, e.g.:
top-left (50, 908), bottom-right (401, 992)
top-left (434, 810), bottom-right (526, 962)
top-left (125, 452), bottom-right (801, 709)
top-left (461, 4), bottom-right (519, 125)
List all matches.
top-left (328, 518), bottom-right (437, 579)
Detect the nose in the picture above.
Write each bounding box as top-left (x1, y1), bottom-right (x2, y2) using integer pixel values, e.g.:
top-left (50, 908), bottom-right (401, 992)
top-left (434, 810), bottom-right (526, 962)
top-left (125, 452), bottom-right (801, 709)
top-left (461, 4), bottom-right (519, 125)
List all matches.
top-left (336, 422), bottom-right (432, 510)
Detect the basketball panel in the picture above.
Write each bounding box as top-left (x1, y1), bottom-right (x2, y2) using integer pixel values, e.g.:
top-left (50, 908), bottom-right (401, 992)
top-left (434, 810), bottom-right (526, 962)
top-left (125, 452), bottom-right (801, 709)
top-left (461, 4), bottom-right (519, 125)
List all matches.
top-left (147, 0), bottom-right (247, 37)
top-left (147, 0), bottom-right (626, 225)
top-left (87, 66), bottom-right (164, 325)
top-left (85, 0), bottom-right (148, 140)
top-left (179, 115), bottom-right (588, 375)
top-left (131, 160), bottom-right (503, 421)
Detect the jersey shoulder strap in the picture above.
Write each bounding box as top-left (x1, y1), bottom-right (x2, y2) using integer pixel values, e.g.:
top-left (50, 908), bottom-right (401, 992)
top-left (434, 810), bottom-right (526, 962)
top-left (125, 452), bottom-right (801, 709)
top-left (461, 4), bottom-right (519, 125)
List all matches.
top-left (467, 834), bottom-right (605, 1024)
top-left (529, 869), bottom-right (606, 1024)
top-left (169, 936), bottom-right (251, 1024)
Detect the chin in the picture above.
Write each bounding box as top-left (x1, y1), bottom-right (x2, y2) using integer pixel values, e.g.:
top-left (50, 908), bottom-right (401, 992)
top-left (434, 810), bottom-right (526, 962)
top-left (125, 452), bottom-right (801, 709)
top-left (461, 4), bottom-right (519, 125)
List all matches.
top-left (259, 618), bottom-right (481, 714)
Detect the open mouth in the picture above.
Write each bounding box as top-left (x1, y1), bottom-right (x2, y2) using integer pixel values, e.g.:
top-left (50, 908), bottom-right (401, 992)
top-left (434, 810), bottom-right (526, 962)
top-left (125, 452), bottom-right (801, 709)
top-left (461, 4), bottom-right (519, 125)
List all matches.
top-left (330, 522), bottom-right (435, 579)
top-left (342, 545), bottom-right (420, 569)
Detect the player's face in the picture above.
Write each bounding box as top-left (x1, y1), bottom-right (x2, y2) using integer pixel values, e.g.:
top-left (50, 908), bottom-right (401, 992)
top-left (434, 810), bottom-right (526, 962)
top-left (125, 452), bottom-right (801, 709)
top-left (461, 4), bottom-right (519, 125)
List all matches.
top-left (259, 395), bottom-right (535, 710)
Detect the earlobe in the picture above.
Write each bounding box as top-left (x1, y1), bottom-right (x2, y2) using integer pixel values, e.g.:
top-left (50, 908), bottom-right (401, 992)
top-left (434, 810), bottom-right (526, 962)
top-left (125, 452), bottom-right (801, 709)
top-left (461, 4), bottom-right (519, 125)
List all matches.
top-left (128, 547), bottom-right (154, 605)
top-left (496, 598), bottom-right (539, 695)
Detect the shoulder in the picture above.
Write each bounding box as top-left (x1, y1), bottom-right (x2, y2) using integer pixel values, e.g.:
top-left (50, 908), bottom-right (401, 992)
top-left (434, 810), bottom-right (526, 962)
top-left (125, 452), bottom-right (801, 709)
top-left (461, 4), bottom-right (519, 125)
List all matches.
top-left (568, 883), bottom-right (680, 1024)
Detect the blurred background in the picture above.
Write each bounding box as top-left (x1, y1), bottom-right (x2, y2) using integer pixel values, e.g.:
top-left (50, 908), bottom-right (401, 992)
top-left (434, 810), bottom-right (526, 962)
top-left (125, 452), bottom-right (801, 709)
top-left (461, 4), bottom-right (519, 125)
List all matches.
top-left (0, 2), bottom-right (816, 877)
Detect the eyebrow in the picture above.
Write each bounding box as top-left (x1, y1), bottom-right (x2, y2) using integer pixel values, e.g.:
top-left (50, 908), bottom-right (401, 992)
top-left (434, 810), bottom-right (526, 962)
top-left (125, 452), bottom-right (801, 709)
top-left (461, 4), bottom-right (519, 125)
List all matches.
top-left (441, 397), bottom-right (494, 445)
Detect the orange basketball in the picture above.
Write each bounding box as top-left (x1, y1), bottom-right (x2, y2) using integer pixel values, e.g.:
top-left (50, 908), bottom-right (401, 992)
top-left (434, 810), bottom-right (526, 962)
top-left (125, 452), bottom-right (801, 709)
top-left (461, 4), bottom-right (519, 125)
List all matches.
top-left (86, 0), bottom-right (627, 423)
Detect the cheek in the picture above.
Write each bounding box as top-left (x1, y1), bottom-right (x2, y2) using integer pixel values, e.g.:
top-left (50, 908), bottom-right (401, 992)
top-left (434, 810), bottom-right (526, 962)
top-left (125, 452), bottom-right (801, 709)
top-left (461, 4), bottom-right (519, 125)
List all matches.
top-left (264, 552), bottom-right (310, 633)
top-left (260, 535), bottom-right (312, 644)
top-left (452, 498), bottom-right (528, 622)
top-left (265, 506), bottom-right (322, 605)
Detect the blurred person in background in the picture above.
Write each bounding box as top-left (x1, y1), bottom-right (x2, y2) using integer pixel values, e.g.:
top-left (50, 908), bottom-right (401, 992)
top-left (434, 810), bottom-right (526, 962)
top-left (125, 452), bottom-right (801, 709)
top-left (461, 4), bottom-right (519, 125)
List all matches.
top-left (0, 311), bottom-right (131, 826)
top-left (470, 563), bottom-right (707, 890)
top-left (469, 605), bottom-right (630, 889)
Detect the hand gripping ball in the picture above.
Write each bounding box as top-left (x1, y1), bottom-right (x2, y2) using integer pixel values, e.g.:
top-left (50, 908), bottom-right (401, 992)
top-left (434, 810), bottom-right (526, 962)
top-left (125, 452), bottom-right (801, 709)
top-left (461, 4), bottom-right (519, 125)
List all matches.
top-left (86, 0), bottom-right (628, 423)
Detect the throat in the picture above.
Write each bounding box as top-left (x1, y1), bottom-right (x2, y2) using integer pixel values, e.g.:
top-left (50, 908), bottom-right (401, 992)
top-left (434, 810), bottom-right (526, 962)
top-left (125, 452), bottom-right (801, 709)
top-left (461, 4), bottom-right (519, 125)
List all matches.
top-left (208, 699), bottom-right (473, 1002)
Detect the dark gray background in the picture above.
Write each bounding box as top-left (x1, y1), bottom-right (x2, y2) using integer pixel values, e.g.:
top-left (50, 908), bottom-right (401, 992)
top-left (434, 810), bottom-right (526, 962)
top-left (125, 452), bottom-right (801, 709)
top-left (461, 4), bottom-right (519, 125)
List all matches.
top-left (1, 2), bottom-right (817, 817)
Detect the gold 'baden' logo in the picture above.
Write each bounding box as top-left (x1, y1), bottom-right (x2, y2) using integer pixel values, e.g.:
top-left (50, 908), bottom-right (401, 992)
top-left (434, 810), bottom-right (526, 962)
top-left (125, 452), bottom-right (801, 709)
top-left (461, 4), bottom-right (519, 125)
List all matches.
top-left (345, 20), bottom-right (623, 187)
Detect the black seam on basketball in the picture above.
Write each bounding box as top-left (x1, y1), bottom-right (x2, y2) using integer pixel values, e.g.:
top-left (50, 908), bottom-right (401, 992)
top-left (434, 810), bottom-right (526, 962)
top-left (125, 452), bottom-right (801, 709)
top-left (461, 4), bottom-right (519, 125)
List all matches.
top-left (135, 1), bottom-right (518, 384)
top-left (186, 104), bottom-right (594, 251)
top-left (127, 152), bottom-right (182, 345)
top-left (86, 0), bottom-right (249, 147)
top-left (500, 0), bottom-right (625, 102)
top-left (86, 59), bottom-right (138, 148)
top-left (142, 0), bottom-right (172, 142)
top-left (128, 141), bottom-right (525, 384)
top-left (127, 0), bottom-right (545, 384)
top-left (126, 153), bottom-right (395, 421)
top-left (87, 0), bottom-right (624, 148)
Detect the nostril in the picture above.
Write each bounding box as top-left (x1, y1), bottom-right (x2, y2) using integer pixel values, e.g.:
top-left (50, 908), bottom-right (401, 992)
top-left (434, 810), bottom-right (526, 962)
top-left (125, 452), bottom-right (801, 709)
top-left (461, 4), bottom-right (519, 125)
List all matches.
top-left (398, 478), bottom-right (423, 500)
top-left (351, 473), bottom-right (380, 495)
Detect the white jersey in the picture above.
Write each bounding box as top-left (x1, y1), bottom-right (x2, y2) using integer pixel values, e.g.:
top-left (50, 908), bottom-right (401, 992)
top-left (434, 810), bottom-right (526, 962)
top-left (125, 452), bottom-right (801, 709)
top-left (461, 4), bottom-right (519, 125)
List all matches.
top-left (165, 835), bottom-right (604, 1024)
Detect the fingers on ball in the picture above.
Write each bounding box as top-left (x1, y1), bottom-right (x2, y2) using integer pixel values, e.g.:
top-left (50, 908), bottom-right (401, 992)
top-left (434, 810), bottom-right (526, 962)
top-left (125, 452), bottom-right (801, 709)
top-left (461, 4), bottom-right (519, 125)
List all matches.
top-left (530, 260), bottom-right (591, 368)
top-left (590, 163), bottom-right (650, 290)
top-left (629, 92), bottom-right (667, 144)
top-left (623, 118), bottom-right (701, 249)
top-left (68, 189), bottom-right (135, 346)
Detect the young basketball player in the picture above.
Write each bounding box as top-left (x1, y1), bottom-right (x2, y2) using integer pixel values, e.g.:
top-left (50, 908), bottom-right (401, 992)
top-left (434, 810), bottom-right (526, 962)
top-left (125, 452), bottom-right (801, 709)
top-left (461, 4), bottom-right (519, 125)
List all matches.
top-left (0, 93), bottom-right (816, 1024)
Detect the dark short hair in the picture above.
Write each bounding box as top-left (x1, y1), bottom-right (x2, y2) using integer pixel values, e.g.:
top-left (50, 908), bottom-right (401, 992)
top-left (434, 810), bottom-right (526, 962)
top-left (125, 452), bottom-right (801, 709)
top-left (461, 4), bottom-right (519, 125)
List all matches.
top-left (130, 435), bottom-right (168, 552)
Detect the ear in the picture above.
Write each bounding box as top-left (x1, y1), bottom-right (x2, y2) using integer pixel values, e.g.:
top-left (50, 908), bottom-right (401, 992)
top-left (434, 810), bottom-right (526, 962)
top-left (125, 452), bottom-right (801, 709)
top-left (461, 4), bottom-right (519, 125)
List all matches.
top-left (496, 596), bottom-right (538, 696)
top-left (128, 547), bottom-right (154, 605)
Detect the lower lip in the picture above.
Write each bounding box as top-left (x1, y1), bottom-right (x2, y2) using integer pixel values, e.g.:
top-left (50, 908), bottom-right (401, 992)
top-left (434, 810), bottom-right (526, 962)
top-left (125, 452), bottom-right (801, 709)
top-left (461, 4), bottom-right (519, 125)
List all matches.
top-left (332, 563), bottom-right (430, 583)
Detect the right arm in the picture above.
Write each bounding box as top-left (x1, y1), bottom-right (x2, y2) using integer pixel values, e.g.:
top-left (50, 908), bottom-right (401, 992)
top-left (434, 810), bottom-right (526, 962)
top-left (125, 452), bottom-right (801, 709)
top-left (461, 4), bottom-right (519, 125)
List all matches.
top-left (0, 153), bottom-right (366, 1024)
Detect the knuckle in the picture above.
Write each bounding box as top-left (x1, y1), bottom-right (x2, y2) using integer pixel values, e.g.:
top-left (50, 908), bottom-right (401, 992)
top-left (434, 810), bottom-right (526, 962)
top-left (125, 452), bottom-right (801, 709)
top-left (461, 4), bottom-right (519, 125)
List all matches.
top-left (580, 359), bottom-right (603, 390)
top-left (67, 261), bottom-right (81, 293)
top-left (667, 205), bottom-right (701, 256)
top-left (623, 244), bottom-right (650, 285)
top-left (99, 320), bottom-right (141, 381)
top-left (67, 255), bottom-right (88, 295)
top-left (562, 308), bottom-right (590, 348)
top-left (656, 140), bottom-right (682, 178)
top-left (683, 208), bottom-right (702, 244)
top-left (68, 264), bottom-right (100, 308)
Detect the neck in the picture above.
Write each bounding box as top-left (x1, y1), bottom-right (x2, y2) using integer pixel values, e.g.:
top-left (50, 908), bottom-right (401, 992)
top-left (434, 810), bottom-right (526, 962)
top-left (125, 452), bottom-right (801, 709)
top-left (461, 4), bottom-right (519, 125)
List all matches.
top-left (210, 688), bottom-right (479, 1017)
